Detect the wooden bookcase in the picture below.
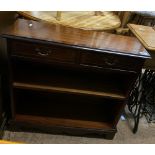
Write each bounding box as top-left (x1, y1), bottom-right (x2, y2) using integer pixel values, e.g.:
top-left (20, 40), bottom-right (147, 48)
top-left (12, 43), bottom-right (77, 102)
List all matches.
top-left (1, 19), bottom-right (150, 139)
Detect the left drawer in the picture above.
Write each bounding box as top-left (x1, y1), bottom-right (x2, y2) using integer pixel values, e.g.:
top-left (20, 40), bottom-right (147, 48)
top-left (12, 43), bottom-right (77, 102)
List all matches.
top-left (10, 40), bottom-right (77, 63)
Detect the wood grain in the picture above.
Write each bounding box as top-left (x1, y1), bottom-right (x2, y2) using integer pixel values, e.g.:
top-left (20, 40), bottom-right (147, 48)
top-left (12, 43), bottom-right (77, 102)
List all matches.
top-left (128, 24), bottom-right (155, 51)
top-left (15, 114), bottom-right (113, 130)
top-left (18, 11), bottom-right (121, 31)
top-left (2, 19), bottom-right (149, 59)
top-left (12, 60), bottom-right (128, 100)
top-left (13, 82), bottom-right (126, 100)
top-left (2, 19), bottom-right (149, 139)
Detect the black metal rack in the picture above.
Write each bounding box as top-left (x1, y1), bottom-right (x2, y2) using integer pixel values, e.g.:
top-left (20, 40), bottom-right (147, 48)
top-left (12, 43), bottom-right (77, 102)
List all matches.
top-left (128, 69), bottom-right (155, 133)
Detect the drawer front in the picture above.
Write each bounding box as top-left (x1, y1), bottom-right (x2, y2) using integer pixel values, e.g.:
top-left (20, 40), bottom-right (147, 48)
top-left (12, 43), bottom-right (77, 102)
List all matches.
top-left (10, 40), bottom-right (77, 63)
top-left (80, 52), bottom-right (143, 71)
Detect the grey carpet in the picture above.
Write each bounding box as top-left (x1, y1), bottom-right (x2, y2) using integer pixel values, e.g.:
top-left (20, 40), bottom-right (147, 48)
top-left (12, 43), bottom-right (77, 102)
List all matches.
top-left (2, 116), bottom-right (155, 144)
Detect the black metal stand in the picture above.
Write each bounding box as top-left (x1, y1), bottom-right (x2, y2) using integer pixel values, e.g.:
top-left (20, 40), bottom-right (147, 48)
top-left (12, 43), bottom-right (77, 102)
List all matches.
top-left (128, 69), bottom-right (155, 133)
top-left (142, 70), bottom-right (155, 123)
top-left (128, 72), bottom-right (144, 133)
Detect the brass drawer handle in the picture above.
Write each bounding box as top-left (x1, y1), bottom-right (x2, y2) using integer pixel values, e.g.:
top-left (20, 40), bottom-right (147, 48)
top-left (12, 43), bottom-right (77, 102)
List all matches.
top-left (104, 58), bottom-right (118, 66)
top-left (35, 48), bottom-right (51, 56)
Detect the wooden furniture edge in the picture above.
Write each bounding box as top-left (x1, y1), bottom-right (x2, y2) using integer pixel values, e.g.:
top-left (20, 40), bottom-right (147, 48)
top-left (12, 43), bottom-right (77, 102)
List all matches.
top-left (128, 24), bottom-right (155, 51)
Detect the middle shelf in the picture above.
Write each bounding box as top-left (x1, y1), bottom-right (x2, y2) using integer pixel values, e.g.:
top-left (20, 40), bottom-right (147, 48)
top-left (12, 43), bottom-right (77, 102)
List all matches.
top-left (12, 59), bottom-right (134, 100)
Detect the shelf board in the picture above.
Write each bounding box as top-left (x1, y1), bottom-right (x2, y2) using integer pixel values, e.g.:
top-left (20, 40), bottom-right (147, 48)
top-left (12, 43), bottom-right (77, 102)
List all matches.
top-left (15, 114), bottom-right (113, 130)
top-left (12, 61), bottom-right (126, 100)
top-left (13, 82), bottom-right (125, 100)
top-left (14, 89), bottom-right (122, 127)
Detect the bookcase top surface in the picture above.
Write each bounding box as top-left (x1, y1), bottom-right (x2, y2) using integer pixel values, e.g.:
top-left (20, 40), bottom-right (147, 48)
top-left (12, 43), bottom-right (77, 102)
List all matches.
top-left (2, 19), bottom-right (150, 58)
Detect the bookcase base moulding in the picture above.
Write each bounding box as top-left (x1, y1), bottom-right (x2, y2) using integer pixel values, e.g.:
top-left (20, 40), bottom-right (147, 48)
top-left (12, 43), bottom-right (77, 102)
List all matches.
top-left (1, 19), bottom-right (150, 139)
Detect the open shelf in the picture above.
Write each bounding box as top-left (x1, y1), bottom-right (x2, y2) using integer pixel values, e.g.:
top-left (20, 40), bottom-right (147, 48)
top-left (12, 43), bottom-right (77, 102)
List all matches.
top-left (12, 60), bottom-right (128, 100)
top-left (13, 89), bottom-right (123, 130)
top-left (15, 114), bottom-right (113, 130)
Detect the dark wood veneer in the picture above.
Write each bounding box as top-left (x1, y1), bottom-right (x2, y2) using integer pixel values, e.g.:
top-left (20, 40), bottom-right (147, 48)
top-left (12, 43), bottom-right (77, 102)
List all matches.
top-left (2, 19), bottom-right (149, 58)
top-left (10, 40), bottom-right (78, 64)
top-left (1, 19), bottom-right (150, 139)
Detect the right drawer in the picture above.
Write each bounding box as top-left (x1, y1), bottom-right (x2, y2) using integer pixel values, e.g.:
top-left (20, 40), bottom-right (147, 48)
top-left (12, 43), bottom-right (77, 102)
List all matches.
top-left (80, 52), bottom-right (143, 71)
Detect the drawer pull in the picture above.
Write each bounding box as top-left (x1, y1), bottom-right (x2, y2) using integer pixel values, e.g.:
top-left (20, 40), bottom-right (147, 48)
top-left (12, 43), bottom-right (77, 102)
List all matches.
top-left (35, 48), bottom-right (50, 56)
top-left (104, 58), bottom-right (117, 66)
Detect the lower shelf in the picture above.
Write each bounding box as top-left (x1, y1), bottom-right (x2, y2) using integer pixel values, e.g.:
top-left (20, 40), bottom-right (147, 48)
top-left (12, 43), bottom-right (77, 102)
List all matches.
top-left (15, 114), bottom-right (113, 130)
top-left (11, 89), bottom-right (123, 139)
top-left (12, 114), bottom-right (117, 139)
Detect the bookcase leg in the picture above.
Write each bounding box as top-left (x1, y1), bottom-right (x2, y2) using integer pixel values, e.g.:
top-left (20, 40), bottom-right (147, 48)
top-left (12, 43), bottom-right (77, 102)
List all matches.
top-left (104, 133), bottom-right (115, 140)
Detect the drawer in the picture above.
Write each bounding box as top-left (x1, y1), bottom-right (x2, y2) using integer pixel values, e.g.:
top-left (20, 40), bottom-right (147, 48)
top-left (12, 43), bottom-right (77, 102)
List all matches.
top-left (80, 52), bottom-right (143, 71)
top-left (10, 40), bottom-right (77, 63)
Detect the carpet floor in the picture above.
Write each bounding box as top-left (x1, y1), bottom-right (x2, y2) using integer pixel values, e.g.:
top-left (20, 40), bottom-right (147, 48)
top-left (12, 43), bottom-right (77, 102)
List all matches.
top-left (2, 115), bottom-right (155, 144)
